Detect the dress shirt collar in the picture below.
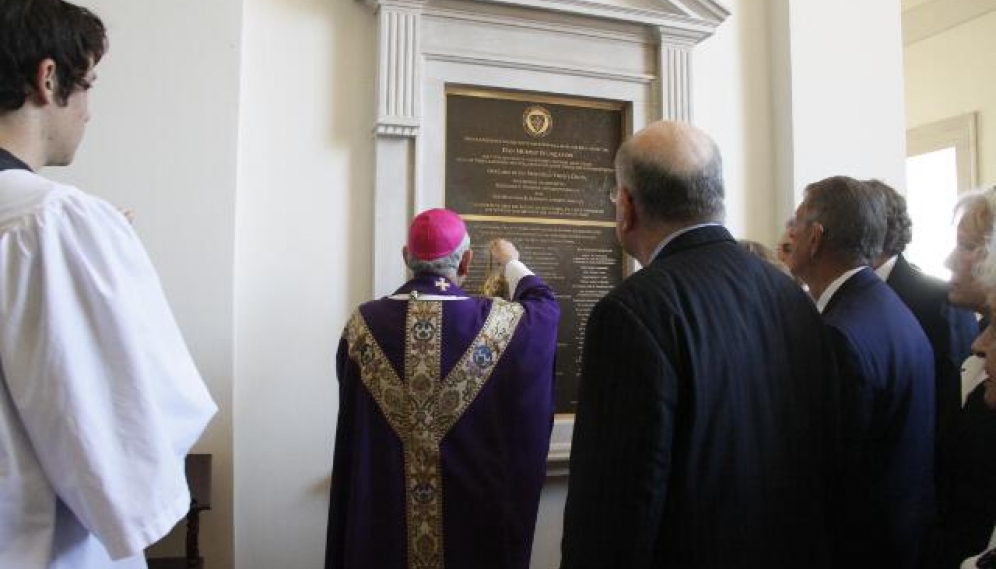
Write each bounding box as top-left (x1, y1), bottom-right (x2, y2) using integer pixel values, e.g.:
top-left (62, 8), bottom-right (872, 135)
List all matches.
top-left (816, 266), bottom-right (866, 314)
top-left (874, 255), bottom-right (898, 281)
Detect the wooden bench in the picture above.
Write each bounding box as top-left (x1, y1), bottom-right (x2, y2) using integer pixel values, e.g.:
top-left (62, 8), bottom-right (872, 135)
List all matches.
top-left (147, 454), bottom-right (212, 569)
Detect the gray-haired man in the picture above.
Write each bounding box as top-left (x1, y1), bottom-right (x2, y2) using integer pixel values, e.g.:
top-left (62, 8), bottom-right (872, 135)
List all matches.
top-left (787, 175), bottom-right (935, 569)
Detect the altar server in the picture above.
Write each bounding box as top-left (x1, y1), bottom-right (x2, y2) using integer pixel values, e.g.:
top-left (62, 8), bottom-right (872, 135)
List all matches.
top-left (0, 2), bottom-right (217, 568)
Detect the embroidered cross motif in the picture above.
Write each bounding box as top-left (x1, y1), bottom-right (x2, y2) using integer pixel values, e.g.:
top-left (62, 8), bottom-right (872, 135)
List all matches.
top-left (344, 299), bottom-right (524, 569)
top-left (434, 278), bottom-right (450, 292)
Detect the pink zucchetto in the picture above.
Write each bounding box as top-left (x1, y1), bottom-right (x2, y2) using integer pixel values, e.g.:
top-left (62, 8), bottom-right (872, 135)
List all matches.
top-left (406, 208), bottom-right (469, 261)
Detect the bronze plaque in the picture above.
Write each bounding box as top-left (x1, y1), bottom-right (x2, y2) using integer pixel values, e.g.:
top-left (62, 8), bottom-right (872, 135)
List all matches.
top-left (444, 87), bottom-right (627, 414)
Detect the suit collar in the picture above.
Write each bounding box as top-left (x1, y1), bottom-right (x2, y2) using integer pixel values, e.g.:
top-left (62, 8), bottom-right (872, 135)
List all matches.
top-left (821, 266), bottom-right (878, 315)
top-left (875, 255), bottom-right (899, 281)
top-left (816, 267), bottom-right (865, 313)
top-left (651, 224), bottom-right (734, 263)
top-left (885, 253), bottom-right (912, 282)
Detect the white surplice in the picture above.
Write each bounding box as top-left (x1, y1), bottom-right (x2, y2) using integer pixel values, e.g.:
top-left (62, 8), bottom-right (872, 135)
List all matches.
top-left (0, 169), bottom-right (217, 569)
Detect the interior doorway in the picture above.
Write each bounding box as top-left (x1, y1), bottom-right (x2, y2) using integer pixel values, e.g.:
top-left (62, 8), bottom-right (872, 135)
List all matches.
top-left (904, 113), bottom-right (978, 279)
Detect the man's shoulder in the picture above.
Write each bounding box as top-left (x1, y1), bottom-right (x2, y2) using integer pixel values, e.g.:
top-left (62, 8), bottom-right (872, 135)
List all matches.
top-left (888, 259), bottom-right (978, 345)
top-left (353, 296), bottom-right (403, 322)
top-left (0, 171), bottom-right (101, 233)
top-left (354, 294), bottom-right (492, 322)
top-left (827, 273), bottom-right (931, 354)
top-left (1, 170), bottom-right (64, 223)
top-left (828, 274), bottom-right (905, 322)
top-left (603, 264), bottom-right (674, 310)
top-left (640, 241), bottom-right (804, 300)
top-left (888, 256), bottom-right (949, 304)
top-left (598, 248), bottom-right (758, 318)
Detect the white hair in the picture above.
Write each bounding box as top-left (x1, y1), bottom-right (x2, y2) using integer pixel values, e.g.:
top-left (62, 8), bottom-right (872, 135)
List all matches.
top-left (963, 186), bottom-right (996, 288)
top-left (404, 234), bottom-right (471, 280)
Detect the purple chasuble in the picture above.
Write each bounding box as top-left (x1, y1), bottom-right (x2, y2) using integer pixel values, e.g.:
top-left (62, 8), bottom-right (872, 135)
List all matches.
top-left (326, 272), bottom-right (559, 569)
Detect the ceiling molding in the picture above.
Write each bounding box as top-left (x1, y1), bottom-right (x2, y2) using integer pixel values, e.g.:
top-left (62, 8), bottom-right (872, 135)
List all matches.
top-left (903, 0), bottom-right (996, 45)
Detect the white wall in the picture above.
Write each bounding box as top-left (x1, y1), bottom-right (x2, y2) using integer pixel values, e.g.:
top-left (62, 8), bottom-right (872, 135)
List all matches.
top-left (233, 0), bottom-right (375, 567)
top-left (905, 9), bottom-right (996, 188)
top-left (778, 0), bottom-right (908, 201)
top-left (694, 0), bottom-right (776, 242)
top-left (54, 1), bottom-right (242, 567)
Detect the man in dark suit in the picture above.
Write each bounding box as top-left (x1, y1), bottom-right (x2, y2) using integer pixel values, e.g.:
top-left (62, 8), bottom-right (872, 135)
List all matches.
top-left (786, 176), bottom-right (936, 569)
top-left (867, 180), bottom-right (977, 522)
top-left (560, 121), bottom-right (840, 569)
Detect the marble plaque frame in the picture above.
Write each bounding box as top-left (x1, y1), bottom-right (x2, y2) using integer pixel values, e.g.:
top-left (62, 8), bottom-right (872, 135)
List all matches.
top-left (359, 0), bottom-right (729, 475)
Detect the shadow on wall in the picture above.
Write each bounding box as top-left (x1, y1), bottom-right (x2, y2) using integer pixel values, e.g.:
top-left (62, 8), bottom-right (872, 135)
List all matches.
top-left (261, 0), bottom-right (376, 312)
top-left (233, 0), bottom-right (375, 568)
top-left (737, 0), bottom-right (778, 243)
top-left (328, 0), bottom-right (377, 309)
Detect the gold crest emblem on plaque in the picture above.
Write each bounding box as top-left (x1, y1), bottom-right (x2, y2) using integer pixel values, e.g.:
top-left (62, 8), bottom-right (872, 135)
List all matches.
top-left (522, 105), bottom-right (553, 138)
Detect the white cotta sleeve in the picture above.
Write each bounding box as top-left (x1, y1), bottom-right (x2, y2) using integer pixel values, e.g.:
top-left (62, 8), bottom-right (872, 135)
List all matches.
top-left (502, 259), bottom-right (534, 297)
top-left (0, 188), bottom-right (217, 560)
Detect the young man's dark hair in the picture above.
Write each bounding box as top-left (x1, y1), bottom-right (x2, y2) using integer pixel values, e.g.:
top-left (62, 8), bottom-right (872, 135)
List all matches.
top-left (0, 0), bottom-right (107, 110)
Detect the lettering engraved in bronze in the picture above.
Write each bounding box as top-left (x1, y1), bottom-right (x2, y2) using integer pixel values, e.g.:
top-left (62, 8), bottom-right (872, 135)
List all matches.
top-left (445, 89), bottom-right (623, 224)
top-left (445, 87), bottom-right (628, 414)
top-left (460, 220), bottom-right (623, 414)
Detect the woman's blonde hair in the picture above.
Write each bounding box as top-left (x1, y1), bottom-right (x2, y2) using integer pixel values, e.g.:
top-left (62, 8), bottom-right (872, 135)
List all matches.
top-left (960, 186), bottom-right (996, 287)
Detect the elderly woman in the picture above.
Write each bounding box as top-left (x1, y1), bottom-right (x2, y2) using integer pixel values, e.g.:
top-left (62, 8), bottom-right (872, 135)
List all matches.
top-left (945, 189), bottom-right (996, 399)
top-left (961, 247), bottom-right (996, 568)
top-left (939, 187), bottom-right (996, 569)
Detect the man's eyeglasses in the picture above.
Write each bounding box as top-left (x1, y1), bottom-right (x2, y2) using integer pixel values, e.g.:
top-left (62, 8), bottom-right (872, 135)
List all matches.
top-left (608, 185), bottom-right (620, 204)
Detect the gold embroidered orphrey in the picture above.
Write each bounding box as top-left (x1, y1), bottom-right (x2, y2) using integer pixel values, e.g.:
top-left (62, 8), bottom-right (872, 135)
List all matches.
top-left (344, 298), bottom-right (524, 569)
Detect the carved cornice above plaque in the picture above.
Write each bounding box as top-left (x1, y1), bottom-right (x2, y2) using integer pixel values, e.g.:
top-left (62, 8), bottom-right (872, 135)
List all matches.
top-left (472, 0), bottom-right (728, 30)
top-left (425, 51), bottom-right (656, 84)
top-left (656, 22), bottom-right (711, 46)
top-left (363, 0), bottom-right (729, 31)
top-left (359, 0), bottom-right (729, 137)
top-left (362, 0), bottom-right (427, 10)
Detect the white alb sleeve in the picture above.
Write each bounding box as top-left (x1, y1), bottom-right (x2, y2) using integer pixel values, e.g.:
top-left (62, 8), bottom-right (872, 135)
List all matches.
top-left (0, 189), bottom-right (217, 559)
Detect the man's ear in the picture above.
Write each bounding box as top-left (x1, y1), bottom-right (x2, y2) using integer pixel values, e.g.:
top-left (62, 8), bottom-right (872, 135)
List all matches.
top-left (618, 186), bottom-right (636, 232)
top-left (457, 248), bottom-right (473, 277)
top-left (809, 222), bottom-right (825, 258)
top-left (33, 58), bottom-right (59, 104)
